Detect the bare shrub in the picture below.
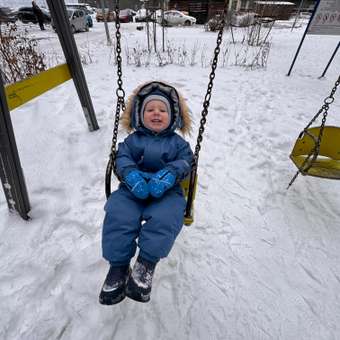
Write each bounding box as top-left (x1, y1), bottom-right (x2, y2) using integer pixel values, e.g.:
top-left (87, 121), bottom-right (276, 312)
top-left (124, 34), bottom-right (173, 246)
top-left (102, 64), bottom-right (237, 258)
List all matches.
top-left (247, 18), bottom-right (275, 47)
top-left (132, 47), bottom-right (142, 67)
top-left (79, 39), bottom-right (95, 65)
top-left (166, 40), bottom-right (175, 64)
top-left (200, 43), bottom-right (207, 68)
top-left (221, 42), bottom-right (230, 67)
top-left (45, 50), bottom-right (64, 69)
top-left (114, 37), bottom-right (270, 70)
top-left (177, 43), bottom-right (188, 66)
top-left (109, 42), bottom-right (117, 65)
top-left (256, 41), bottom-right (271, 69)
top-left (125, 45), bottom-right (132, 65)
top-left (190, 41), bottom-right (199, 66)
top-left (230, 40), bottom-right (271, 69)
top-left (156, 51), bottom-right (168, 67)
top-left (0, 23), bottom-right (46, 84)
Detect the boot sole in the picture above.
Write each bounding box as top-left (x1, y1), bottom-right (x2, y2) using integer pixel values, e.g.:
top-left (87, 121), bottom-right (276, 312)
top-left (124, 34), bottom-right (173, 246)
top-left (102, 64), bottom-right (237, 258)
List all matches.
top-left (99, 291), bottom-right (126, 305)
top-left (125, 286), bottom-right (150, 303)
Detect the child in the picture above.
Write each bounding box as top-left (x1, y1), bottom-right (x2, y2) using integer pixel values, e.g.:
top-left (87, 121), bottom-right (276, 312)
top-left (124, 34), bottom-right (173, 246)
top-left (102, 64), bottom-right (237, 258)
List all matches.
top-left (99, 81), bottom-right (193, 305)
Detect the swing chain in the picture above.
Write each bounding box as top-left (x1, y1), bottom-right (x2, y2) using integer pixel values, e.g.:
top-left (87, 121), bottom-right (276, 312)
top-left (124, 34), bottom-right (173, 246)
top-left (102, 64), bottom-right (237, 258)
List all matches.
top-left (193, 0), bottom-right (229, 169)
top-left (109, 0), bottom-right (126, 172)
top-left (303, 75), bottom-right (340, 133)
top-left (185, 0), bottom-right (228, 220)
top-left (303, 76), bottom-right (340, 164)
top-left (287, 75), bottom-right (340, 189)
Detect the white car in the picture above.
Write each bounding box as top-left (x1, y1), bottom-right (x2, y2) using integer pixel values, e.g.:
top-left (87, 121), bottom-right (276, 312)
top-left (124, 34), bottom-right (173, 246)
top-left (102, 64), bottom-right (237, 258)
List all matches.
top-left (52, 9), bottom-right (88, 33)
top-left (67, 9), bottom-right (89, 33)
top-left (159, 10), bottom-right (196, 26)
top-left (66, 3), bottom-right (94, 14)
top-left (135, 8), bottom-right (152, 22)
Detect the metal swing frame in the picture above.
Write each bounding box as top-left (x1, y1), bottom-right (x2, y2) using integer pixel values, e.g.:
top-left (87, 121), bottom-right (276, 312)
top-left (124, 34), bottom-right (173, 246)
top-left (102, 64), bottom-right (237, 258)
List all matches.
top-left (105, 0), bottom-right (229, 226)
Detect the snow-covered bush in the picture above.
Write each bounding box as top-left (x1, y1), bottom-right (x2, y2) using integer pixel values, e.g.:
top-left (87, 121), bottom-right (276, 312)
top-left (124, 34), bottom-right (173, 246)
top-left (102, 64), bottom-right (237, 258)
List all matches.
top-left (233, 41), bottom-right (271, 69)
top-left (0, 23), bottom-right (46, 84)
top-left (110, 38), bottom-right (270, 70)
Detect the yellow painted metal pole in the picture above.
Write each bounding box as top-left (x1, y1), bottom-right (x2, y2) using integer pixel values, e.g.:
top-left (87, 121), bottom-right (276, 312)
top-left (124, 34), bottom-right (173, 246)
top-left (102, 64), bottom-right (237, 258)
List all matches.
top-left (4, 63), bottom-right (71, 111)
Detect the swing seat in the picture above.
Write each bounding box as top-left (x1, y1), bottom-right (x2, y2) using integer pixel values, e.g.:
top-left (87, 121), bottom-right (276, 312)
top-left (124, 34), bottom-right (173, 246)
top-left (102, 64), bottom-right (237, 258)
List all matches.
top-left (290, 126), bottom-right (340, 179)
top-left (181, 174), bottom-right (198, 226)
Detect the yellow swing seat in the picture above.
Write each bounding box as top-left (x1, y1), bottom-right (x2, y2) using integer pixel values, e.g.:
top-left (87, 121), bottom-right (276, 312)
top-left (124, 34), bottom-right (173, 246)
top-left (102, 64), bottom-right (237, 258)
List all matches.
top-left (290, 126), bottom-right (340, 179)
top-left (180, 174), bottom-right (198, 226)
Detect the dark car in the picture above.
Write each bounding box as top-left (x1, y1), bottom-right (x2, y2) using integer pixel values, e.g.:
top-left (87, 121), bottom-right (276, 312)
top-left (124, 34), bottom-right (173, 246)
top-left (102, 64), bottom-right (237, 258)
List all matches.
top-left (17, 7), bottom-right (51, 24)
top-left (0, 7), bottom-right (17, 23)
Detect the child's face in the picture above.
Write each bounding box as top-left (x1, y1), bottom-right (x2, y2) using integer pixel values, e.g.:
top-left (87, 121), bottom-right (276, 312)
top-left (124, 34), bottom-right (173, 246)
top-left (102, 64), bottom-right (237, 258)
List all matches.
top-left (143, 100), bottom-right (170, 133)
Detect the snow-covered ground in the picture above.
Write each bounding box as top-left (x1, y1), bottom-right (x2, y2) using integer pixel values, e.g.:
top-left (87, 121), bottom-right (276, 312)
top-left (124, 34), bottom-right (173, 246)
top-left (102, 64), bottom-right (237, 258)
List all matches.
top-left (1, 18), bottom-right (340, 340)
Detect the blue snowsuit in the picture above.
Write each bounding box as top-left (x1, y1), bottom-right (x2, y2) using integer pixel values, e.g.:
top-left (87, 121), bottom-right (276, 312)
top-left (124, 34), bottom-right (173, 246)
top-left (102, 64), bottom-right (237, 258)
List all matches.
top-left (102, 127), bottom-right (193, 266)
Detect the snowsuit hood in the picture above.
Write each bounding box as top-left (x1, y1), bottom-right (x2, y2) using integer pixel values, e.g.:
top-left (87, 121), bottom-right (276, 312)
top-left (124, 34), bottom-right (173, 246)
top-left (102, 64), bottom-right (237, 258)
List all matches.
top-left (121, 81), bottom-right (192, 135)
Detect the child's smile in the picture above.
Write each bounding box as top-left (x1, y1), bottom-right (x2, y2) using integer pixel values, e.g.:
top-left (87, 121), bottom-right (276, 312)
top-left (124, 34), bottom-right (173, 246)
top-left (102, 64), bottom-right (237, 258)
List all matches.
top-left (143, 100), bottom-right (170, 133)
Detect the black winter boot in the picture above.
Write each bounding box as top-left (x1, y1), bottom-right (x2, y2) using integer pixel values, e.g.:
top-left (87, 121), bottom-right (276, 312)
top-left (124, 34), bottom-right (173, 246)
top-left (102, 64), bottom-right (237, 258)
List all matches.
top-left (125, 256), bottom-right (156, 303)
top-left (99, 265), bottom-right (130, 305)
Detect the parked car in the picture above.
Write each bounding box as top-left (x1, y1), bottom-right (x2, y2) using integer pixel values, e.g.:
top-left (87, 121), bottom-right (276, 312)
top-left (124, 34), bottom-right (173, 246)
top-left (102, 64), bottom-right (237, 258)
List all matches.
top-left (67, 3), bottom-right (95, 14)
top-left (135, 8), bottom-right (146, 22)
top-left (17, 7), bottom-right (51, 24)
top-left (158, 10), bottom-right (196, 26)
top-left (119, 8), bottom-right (135, 23)
top-left (0, 7), bottom-right (17, 23)
top-left (52, 9), bottom-right (89, 33)
top-left (135, 8), bottom-right (156, 22)
top-left (67, 9), bottom-right (89, 32)
top-left (66, 3), bottom-right (93, 27)
top-left (95, 8), bottom-right (115, 22)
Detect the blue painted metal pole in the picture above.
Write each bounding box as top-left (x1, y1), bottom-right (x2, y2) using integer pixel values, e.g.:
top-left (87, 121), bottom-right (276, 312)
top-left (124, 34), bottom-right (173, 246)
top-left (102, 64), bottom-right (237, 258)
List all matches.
top-left (287, 0), bottom-right (320, 76)
top-left (319, 41), bottom-right (340, 78)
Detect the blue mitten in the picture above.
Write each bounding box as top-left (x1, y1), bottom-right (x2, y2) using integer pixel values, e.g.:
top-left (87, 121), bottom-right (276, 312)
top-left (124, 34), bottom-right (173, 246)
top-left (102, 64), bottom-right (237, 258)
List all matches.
top-left (148, 169), bottom-right (176, 198)
top-left (124, 170), bottom-right (149, 199)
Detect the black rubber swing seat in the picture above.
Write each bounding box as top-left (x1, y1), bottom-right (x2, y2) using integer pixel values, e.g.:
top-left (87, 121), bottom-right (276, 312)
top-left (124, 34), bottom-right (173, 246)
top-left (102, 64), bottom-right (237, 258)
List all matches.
top-left (290, 126), bottom-right (340, 179)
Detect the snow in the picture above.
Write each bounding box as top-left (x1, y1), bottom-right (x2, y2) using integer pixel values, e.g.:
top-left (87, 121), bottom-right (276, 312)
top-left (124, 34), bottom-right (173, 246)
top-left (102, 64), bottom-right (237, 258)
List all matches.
top-left (1, 18), bottom-right (340, 340)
